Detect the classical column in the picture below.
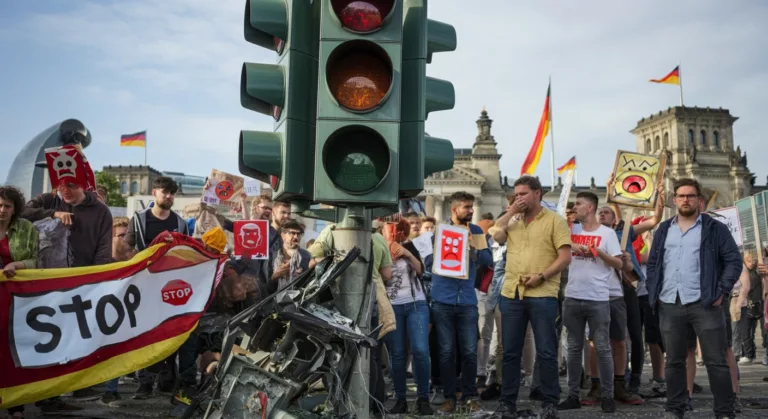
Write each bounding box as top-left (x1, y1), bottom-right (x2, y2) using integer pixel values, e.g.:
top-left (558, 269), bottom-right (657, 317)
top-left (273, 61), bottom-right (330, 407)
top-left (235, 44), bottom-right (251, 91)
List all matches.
top-left (472, 199), bottom-right (481, 224)
top-left (434, 196), bottom-right (444, 221)
top-left (425, 195), bottom-right (434, 217)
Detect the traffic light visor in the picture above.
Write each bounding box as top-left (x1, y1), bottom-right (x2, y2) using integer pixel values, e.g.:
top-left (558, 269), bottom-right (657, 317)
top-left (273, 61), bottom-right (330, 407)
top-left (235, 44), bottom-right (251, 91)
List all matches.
top-left (323, 126), bottom-right (391, 193)
top-left (331, 0), bottom-right (395, 33)
top-left (326, 40), bottom-right (393, 112)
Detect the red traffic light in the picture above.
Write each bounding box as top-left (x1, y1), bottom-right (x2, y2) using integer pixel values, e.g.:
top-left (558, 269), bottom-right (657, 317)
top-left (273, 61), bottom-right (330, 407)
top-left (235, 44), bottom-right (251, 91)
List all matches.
top-left (331, 0), bottom-right (394, 33)
top-left (326, 41), bottom-right (392, 112)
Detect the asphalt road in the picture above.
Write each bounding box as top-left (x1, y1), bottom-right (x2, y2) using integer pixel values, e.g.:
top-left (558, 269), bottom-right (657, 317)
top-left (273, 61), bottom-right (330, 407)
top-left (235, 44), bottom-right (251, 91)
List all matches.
top-left (4, 350), bottom-right (768, 418)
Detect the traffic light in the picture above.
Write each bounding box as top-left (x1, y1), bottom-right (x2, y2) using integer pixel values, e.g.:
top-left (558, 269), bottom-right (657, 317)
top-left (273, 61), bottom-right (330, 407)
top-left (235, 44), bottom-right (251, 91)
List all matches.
top-left (312, 1), bottom-right (404, 206)
top-left (399, 1), bottom-right (456, 197)
top-left (238, 0), bottom-right (320, 202)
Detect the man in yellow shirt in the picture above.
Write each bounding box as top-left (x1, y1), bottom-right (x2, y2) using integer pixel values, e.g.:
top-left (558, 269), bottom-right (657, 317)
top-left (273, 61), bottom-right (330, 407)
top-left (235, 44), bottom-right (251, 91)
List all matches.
top-left (489, 176), bottom-right (571, 419)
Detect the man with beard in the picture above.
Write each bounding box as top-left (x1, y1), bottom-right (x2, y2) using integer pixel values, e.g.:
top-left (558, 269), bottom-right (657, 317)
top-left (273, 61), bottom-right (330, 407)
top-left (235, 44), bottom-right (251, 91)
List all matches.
top-left (266, 219), bottom-right (311, 294)
top-left (646, 178), bottom-right (741, 419)
top-left (430, 191), bottom-right (493, 415)
top-left (126, 177), bottom-right (189, 252)
top-left (125, 176), bottom-right (189, 399)
top-left (490, 176), bottom-right (571, 419)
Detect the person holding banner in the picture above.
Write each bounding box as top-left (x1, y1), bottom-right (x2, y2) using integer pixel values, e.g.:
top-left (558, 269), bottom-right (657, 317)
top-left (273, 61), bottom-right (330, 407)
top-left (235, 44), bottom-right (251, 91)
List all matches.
top-left (1, 186), bottom-right (39, 419)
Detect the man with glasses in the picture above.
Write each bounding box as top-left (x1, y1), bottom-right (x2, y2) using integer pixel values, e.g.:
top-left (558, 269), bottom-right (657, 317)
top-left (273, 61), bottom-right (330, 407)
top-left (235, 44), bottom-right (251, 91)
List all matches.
top-left (267, 219), bottom-right (311, 294)
top-left (646, 178), bottom-right (741, 419)
top-left (125, 176), bottom-right (190, 400)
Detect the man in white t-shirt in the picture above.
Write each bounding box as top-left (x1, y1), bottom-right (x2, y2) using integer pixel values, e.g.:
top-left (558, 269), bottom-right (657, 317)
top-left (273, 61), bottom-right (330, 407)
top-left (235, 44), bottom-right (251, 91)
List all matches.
top-left (557, 192), bottom-right (623, 413)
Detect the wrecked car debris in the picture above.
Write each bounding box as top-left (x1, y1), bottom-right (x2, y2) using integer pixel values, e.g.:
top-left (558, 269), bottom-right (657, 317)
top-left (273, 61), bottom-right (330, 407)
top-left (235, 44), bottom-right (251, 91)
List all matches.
top-left (180, 246), bottom-right (374, 419)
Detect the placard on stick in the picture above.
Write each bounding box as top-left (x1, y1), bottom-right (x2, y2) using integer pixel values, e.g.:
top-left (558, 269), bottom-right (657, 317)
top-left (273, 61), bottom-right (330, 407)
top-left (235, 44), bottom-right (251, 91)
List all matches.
top-left (432, 224), bottom-right (470, 279)
top-left (233, 220), bottom-right (269, 259)
top-left (607, 150), bottom-right (666, 209)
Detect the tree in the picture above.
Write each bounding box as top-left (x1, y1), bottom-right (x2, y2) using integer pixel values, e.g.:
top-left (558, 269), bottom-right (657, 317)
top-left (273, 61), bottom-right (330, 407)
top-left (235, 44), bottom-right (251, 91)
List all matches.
top-left (95, 171), bottom-right (127, 207)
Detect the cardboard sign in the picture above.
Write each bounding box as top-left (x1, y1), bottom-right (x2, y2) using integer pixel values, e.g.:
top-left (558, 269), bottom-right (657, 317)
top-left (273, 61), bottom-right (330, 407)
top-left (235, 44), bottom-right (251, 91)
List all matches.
top-left (44, 144), bottom-right (96, 191)
top-left (411, 232), bottom-right (433, 258)
top-left (202, 169), bottom-right (245, 209)
top-left (0, 234), bottom-right (225, 409)
top-left (432, 224), bottom-right (469, 279)
top-left (556, 169), bottom-right (575, 216)
top-left (711, 206), bottom-right (742, 246)
top-left (233, 220), bottom-right (269, 260)
top-left (607, 150), bottom-right (666, 209)
top-left (244, 178), bottom-right (262, 197)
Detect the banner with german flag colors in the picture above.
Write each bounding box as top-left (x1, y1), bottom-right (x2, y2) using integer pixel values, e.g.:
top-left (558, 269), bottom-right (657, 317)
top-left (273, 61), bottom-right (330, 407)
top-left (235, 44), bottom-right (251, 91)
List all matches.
top-left (0, 233), bottom-right (226, 409)
top-left (120, 130), bottom-right (147, 147)
top-left (557, 156), bottom-right (576, 174)
top-left (520, 84), bottom-right (551, 176)
top-left (649, 66), bottom-right (680, 85)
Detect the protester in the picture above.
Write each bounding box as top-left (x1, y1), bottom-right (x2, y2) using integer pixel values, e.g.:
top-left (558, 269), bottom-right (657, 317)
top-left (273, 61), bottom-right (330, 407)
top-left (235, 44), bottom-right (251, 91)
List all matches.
top-left (489, 176), bottom-right (571, 419)
top-left (430, 192), bottom-right (492, 414)
top-left (420, 216), bottom-right (436, 235)
top-left (646, 178), bottom-right (741, 419)
top-left (405, 211), bottom-right (422, 240)
top-left (1, 186), bottom-right (39, 418)
top-left (267, 219), bottom-right (311, 294)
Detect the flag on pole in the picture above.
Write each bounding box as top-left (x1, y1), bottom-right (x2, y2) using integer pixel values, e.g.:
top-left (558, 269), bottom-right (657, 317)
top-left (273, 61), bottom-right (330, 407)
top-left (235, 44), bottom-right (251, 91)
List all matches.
top-left (649, 66), bottom-right (680, 85)
top-left (120, 131), bottom-right (147, 148)
top-left (520, 84), bottom-right (551, 176)
top-left (557, 156), bottom-right (576, 174)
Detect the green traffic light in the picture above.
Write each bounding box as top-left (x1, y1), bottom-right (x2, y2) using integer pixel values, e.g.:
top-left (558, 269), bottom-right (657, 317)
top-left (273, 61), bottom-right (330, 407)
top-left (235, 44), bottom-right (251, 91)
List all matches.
top-left (323, 126), bottom-right (391, 194)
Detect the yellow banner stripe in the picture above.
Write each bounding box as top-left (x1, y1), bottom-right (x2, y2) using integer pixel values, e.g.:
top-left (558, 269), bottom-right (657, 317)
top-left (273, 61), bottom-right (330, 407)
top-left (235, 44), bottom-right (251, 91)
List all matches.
top-left (0, 323), bottom-right (196, 408)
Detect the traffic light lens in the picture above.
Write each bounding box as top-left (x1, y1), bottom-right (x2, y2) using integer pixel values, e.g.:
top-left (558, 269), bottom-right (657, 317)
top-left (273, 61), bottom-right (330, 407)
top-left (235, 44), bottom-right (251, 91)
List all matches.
top-left (327, 41), bottom-right (392, 112)
top-left (331, 0), bottom-right (394, 33)
top-left (323, 126), bottom-right (390, 193)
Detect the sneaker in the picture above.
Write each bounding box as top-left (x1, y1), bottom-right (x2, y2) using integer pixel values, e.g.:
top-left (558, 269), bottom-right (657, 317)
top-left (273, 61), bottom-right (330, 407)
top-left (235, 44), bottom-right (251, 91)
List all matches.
top-left (738, 357), bottom-right (753, 365)
top-left (437, 399), bottom-right (455, 415)
top-left (100, 391), bottom-right (121, 404)
top-left (71, 387), bottom-right (102, 401)
top-left (133, 383), bottom-right (153, 400)
top-left (540, 404), bottom-right (558, 419)
top-left (557, 395), bottom-right (581, 410)
top-left (601, 397), bottom-right (616, 413)
top-left (734, 395), bottom-right (743, 413)
top-left (416, 398), bottom-right (434, 416)
top-left (581, 381), bottom-right (600, 406)
top-left (430, 387), bottom-right (446, 405)
top-left (480, 383), bottom-right (501, 401)
top-left (528, 387), bottom-right (543, 401)
top-left (629, 374), bottom-right (641, 394)
top-left (389, 398), bottom-right (408, 414)
top-left (651, 379), bottom-right (667, 397)
top-left (35, 398), bottom-right (83, 413)
top-left (614, 378), bottom-right (644, 405)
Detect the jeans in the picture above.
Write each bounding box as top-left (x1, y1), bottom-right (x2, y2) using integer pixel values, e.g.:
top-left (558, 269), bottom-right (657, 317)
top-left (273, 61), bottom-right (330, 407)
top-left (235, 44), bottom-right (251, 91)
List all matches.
top-left (106, 377), bottom-right (119, 393)
top-left (738, 301), bottom-right (767, 359)
top-left (386, 301), bottom-right (431, 400)
top-left (432, 301), bottom-right (479, 400)
top-left (499, 295), bottom-right (560, 410)
top-left (659, 301), bottom-right (734, 416)
top-left (563, 298), bottom-right (614, 398)
top-left (476, 290), bottom-right (496, 376)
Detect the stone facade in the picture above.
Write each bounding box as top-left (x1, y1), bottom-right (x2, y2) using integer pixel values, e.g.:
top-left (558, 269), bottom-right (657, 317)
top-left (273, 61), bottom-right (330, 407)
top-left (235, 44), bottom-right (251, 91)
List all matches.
top-left (630, 106), bottom-right (754, 213)
top-left (103, 165), bottom-right (163, 197)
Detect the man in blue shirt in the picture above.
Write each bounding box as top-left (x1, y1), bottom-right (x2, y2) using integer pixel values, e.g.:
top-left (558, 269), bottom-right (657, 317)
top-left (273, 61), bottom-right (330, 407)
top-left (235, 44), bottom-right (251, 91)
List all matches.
top-left (430, 192), bottom-right (493, 414)
top-left (646, 178), bottom-right (741, 419)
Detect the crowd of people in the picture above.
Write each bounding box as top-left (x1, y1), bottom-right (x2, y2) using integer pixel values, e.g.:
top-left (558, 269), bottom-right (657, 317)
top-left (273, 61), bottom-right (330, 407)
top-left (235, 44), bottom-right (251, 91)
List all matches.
top-left (2, 171), bottom-right (767, 419)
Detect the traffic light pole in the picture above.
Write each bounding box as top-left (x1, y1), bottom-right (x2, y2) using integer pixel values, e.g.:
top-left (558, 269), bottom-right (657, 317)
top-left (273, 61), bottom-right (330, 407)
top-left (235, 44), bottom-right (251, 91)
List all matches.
top-left (331, 205), bottom-right (373, 419)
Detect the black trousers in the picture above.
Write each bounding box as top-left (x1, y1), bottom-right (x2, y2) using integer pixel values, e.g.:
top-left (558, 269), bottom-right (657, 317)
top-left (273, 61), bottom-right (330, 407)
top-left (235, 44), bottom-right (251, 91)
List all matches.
top-left (622, 283), bottom-right (644, 378)
top-left (659, 300), bottom-right (734, 417)
top-left (737, 300), bottom-right (766, 359)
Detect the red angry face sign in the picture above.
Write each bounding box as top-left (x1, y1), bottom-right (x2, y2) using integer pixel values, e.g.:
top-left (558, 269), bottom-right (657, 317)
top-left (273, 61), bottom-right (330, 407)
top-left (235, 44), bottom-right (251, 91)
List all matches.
top-left (233, 220), bottom-right (269, 259)
top-left (440, 229), bottom-right (465, 272)
top-left (215, 180), bottom-right (234, 201)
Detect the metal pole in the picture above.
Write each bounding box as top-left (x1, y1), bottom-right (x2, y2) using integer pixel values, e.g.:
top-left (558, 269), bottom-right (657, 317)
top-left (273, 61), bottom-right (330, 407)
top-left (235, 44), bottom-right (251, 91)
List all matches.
top-left (144, 130), bottom-right (148, 166)
top-left (549, 75), bottom-right (555, 191)
top-left (331, 205), bottom-right (372, 419)
top-left (678, 61), bottom-right (684, 107)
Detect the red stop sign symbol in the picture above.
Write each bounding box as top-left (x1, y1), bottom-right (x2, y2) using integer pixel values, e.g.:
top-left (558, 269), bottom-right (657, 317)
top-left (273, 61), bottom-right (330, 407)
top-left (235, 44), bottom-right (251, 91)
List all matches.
top-left (161, 280), bottom-right (193, 306)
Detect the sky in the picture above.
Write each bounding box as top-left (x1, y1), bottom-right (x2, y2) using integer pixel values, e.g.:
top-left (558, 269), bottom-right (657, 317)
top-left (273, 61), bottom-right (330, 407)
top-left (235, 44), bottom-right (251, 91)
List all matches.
top-left (1, 0), bottom-right (767, 188)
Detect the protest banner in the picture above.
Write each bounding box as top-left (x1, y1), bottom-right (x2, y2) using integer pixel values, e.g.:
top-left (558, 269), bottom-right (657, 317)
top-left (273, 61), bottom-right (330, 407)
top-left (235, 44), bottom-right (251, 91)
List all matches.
top-left (0, 234), bottom-right (226, 408)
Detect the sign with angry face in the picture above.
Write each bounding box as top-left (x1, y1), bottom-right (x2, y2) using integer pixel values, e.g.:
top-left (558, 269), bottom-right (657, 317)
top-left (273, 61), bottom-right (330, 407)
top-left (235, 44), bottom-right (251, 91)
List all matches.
top-left (44, 144), bottom-right (96, 191)
top-left (201, 169), bottom-right (245, 210)
top-left (431, 223), bottom-right (470, 279)
top-left (233, 220), bottom-right (269, 260)
top-left (607, 150), bottom-right (666, 209)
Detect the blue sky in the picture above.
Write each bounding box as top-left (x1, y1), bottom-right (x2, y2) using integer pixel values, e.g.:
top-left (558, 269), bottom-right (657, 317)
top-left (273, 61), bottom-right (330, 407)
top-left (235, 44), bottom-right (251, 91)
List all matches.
top-left (1, 0), bottom-right (767, 188)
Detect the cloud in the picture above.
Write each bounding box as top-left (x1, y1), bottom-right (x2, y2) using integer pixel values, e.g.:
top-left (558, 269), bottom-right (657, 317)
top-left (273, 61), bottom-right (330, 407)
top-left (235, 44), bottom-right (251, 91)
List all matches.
top-left (1, 0), bottom-right (767, 190)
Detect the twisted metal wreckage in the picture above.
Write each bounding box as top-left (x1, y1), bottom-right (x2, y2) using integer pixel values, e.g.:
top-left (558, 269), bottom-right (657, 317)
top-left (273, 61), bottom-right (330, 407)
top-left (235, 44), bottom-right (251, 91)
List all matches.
top-left (181, 246), bottom-right (378, 419)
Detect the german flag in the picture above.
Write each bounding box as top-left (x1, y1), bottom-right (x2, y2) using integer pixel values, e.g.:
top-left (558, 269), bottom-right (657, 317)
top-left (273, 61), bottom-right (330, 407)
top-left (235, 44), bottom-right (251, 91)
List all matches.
top-left (650, 66), bottom-right (680, 85)
top-left (520, 84), bottom-right (551, 176)
top-left (120, 131), bottom-right (147, 148)
top-left (557, 156), bottom-right (576, 174)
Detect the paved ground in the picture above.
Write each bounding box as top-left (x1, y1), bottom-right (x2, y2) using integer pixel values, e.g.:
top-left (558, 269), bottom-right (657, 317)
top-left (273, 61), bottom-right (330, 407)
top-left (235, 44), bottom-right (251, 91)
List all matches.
top-left (4, 351), bottom-right (768, 418)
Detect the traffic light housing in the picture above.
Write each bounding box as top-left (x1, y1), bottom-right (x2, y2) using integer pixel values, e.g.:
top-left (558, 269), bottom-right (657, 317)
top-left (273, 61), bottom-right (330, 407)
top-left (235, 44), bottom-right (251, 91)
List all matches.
top-left (312, 0), bottom-right (404, 207)
top-left (399, 0), bottom-right (456, 197)
top-left (238, 0), bottom-right (320, 202)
